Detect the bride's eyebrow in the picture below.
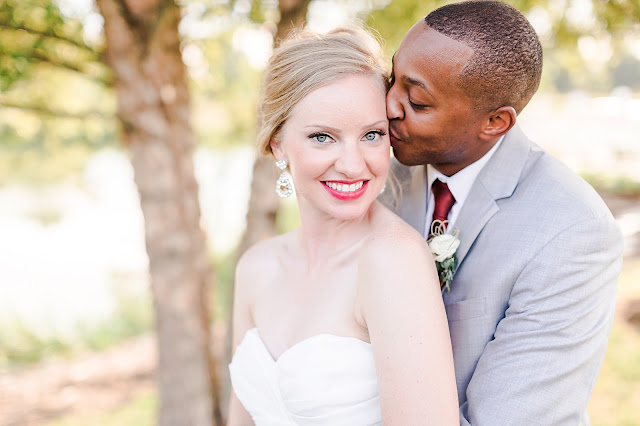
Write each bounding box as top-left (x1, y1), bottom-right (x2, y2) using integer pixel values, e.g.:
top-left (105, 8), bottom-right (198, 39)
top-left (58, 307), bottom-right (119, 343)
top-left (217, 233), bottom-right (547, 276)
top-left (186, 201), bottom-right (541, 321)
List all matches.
top-left (304, 120), bottom-right (387, 132)
top-left (304, 124), bottom-right (341, 133)
top-left (363, 120), bottom-right (388, 129)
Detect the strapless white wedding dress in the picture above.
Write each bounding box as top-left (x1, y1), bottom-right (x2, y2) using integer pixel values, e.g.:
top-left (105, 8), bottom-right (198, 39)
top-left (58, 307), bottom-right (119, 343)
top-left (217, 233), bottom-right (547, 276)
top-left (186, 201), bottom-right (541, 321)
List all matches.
top-left (229, 328), bottom-right (382, 425)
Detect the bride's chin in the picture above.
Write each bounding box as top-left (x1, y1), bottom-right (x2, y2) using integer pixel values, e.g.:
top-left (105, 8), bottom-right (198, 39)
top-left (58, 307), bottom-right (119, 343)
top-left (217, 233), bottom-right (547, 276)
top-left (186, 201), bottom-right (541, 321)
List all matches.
top-left (327, 203), bottom-right (376, 222)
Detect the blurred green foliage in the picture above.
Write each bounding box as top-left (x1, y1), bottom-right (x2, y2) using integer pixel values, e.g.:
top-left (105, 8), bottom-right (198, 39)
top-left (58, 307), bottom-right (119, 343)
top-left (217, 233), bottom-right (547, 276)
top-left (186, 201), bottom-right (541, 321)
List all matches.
top-left (582, 172), bottom-right (640, 197)
top-left (0, 0), bottom-right (107, 90)
top-left (191, 29), bottom-right (262, 150)
top-left (212, 250), bottom-right (239, 322)
top-left (77, 292), bottom-right (153, 352)
top-left (0, 321), bottom-right (74, 366)
top-left (0, 0), bottom-right (113, 184)
top-left (0, 290), bottom-right (152, 370)
top-left (593, 0), bottom-right (640, 34)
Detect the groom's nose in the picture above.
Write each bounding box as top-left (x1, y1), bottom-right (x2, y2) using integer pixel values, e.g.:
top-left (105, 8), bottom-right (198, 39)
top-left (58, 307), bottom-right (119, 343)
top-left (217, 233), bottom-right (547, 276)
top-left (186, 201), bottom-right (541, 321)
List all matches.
top-left (386, 85), bottom-right (404, 121)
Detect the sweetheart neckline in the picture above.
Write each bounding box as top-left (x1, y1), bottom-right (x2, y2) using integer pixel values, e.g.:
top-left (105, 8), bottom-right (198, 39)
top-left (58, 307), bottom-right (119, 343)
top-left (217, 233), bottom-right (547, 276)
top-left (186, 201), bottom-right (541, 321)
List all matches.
top-left (245, 327), bottom-right (372, 363)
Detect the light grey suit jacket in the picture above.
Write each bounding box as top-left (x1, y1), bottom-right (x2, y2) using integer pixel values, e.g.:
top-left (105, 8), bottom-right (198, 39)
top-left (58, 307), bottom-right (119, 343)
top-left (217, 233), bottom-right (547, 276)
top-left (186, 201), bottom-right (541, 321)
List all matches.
top-left (380, 124), bottom-right (623, 425)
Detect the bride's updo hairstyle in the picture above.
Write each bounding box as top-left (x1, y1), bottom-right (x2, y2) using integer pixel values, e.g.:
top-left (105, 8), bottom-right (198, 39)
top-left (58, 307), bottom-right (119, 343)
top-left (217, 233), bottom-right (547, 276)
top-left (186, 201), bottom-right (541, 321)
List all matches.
top-left (257, 26), bottom-right (389, 155)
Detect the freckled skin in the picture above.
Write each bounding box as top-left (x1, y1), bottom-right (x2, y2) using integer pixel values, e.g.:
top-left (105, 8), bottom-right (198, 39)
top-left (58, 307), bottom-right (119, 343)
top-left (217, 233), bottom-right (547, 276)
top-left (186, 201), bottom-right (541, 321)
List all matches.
top-left (387, 23), bottom-right (496, 176)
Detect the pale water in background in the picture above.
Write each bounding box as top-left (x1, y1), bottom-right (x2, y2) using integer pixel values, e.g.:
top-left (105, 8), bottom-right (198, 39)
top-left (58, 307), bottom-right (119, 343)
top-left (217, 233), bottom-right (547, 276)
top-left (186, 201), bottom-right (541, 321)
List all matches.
top-left (0, 147), bottom-right (255, 338)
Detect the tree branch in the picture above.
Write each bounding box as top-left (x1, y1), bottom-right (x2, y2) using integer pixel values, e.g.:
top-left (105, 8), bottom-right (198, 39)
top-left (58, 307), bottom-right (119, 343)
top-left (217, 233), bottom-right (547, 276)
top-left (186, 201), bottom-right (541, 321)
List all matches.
top-left (110, 0), bottom-right (174, 59)
top-left (26, 50), bottom-right (113, 86)
top-left (148, 0), bottom-right (175, 44)
top-left (0, 101), bottom-right (115, 120)
top-left (0, 22), bottom-right (103, 59)
top-left (112, 0), bottom-right (149, 46)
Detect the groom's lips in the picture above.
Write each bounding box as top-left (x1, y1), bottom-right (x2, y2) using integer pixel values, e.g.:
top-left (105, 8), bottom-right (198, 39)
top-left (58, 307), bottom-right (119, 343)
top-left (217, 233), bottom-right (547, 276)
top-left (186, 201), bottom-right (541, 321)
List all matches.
top-left (390, 131), bottom-right (402, 145)
top-left (389, 125), bottom-right (403, 144)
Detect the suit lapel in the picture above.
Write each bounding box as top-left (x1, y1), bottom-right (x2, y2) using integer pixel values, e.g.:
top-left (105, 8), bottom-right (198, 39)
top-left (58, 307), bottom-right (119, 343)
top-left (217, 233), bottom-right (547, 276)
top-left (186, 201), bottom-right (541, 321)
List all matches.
top-left (453, 125), bottom-right (532, 270)
top-left (452, 185), bottom-right (499, 269)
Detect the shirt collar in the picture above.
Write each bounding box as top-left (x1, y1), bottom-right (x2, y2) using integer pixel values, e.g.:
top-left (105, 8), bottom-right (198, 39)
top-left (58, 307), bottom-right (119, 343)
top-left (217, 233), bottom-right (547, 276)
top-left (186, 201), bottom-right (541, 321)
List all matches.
top-left (427, 135), bottom-right (505, 206)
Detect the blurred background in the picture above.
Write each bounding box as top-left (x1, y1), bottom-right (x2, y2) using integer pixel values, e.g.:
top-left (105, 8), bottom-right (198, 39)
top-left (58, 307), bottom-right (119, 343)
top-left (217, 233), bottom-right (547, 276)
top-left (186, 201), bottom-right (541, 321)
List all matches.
top-left (0, 0), bottom-right (638, 425)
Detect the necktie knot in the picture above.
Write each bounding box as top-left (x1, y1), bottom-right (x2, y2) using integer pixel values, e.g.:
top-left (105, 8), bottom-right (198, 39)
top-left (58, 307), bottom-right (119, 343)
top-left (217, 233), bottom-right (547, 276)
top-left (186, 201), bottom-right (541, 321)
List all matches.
top-left (431, 179), bottom-right (456, 234)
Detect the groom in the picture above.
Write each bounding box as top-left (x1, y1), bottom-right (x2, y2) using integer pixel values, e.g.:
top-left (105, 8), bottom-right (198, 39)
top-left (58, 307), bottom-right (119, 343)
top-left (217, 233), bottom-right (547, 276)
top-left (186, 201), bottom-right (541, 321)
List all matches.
top-left (381, 1), bottom-right (623, 425)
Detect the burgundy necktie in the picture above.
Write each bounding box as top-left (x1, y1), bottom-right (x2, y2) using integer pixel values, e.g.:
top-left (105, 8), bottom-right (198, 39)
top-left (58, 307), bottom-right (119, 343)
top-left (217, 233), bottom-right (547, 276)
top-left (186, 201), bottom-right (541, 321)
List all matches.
top-left (430, 179), bottom-right (456, 235)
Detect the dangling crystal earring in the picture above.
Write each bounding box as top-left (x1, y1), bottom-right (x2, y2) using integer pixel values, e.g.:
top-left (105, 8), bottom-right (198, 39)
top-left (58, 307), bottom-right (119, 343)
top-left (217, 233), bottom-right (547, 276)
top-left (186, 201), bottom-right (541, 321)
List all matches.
top-left (275, 159), bottom-right (293, 198)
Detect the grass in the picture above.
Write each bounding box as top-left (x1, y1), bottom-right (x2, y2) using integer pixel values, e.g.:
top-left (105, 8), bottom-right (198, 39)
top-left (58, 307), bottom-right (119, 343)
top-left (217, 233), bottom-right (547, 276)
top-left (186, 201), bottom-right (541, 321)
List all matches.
top-left (588, 257), bottom-right (640, 425)
top-left (0, 322), bottom-right (74, 368)
top-left (0, 291), bottom-right (152, 370)
top-left (43, 390), bottom-right (157, 426)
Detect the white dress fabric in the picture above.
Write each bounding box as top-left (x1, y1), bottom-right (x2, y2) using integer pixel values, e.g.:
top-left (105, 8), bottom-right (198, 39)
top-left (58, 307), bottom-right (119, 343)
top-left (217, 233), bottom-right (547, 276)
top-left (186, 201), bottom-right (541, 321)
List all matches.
top-left (229, 328), bottom-right (382, 425)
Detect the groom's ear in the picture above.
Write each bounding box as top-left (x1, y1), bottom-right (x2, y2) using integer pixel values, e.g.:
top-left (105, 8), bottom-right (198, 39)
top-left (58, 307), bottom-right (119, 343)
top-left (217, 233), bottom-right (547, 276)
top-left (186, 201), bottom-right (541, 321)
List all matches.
top-left (478, 106), bottom-right (516, 141)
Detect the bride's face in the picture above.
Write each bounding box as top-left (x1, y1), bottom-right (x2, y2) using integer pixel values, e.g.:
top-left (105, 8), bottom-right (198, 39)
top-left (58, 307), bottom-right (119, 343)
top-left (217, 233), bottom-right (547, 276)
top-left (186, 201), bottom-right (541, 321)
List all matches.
top-left (271, 74), bottom-right (390, 222)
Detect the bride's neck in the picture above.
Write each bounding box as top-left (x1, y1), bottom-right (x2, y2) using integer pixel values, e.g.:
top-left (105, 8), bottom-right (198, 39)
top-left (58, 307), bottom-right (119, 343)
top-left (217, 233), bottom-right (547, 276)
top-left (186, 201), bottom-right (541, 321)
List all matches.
top-left (297, 206), bottom-right (374, 271)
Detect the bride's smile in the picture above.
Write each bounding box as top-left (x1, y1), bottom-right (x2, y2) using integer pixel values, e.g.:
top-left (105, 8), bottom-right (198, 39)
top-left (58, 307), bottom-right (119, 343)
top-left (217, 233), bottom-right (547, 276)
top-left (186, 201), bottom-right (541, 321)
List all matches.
top-left (322, 180), bottom-right (368, 200)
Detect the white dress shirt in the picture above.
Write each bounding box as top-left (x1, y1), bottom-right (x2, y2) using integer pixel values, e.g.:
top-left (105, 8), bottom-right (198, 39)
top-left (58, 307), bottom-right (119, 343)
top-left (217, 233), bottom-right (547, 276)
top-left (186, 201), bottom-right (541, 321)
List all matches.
top-left (425, 136), bottom-right (505, 238)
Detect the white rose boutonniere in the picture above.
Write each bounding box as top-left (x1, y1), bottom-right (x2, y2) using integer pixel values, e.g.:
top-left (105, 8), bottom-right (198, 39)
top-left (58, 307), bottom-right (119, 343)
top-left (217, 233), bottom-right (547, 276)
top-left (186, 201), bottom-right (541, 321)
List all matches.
top-left (427, 220), bottom-right (460, 293)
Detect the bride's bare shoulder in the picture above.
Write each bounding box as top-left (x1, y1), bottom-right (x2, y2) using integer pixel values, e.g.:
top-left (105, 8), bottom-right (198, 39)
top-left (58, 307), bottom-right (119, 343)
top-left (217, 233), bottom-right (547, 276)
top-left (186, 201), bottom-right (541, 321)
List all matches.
top-left (366, 202), bottom-right (430, 255)
top-left (357, 203), bottom-right (440, 320)
top-left (236, 230), bottom-right (297, 285)
top-left (356, 203), bottom-right (437, 291)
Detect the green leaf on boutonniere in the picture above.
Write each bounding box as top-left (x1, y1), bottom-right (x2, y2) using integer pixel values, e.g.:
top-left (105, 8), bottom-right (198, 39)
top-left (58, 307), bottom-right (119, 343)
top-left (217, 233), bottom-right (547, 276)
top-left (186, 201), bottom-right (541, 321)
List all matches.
top-left (427, 221), bottom-right (461, 293)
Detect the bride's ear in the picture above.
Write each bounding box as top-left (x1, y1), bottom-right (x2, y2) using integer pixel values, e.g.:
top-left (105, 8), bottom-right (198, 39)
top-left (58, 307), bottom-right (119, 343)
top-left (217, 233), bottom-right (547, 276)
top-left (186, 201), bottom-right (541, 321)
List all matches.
top-left (270, 138), bottom-right (284, 160)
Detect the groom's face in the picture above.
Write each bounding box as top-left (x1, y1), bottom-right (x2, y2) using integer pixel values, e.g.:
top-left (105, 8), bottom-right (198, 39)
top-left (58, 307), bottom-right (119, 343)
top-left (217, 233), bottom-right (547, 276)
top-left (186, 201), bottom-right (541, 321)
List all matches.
top-left (387, 23), bottom-right (487, 175)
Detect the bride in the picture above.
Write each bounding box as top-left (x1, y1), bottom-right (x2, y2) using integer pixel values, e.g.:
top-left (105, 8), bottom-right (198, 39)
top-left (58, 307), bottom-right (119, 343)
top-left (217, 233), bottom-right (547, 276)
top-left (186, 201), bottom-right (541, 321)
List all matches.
top-left (228, 26), bottom-right (459, 425)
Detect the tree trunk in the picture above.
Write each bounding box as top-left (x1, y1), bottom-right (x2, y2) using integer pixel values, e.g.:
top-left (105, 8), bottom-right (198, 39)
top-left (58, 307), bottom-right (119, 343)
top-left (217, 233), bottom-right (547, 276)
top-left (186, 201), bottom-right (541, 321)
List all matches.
top-left (236, 0), bottom-right (311, 257)
top-left (95, 1), bottom-right (222, 424)
top-left (274, 0), bottom-right (312, 45)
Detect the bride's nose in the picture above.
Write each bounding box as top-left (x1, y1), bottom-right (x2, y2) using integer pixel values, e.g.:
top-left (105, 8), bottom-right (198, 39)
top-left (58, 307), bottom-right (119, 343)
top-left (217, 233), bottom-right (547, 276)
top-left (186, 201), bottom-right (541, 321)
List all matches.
top-left (334, 142), bottom-right (365, 178)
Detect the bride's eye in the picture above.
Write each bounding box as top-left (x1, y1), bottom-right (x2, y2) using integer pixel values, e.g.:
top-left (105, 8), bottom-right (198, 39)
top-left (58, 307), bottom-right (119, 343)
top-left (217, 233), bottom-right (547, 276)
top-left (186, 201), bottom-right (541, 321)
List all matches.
top-left (363, 131), bottom-right (385, 141)
top-left (310, 133), bottom-right (332, 143)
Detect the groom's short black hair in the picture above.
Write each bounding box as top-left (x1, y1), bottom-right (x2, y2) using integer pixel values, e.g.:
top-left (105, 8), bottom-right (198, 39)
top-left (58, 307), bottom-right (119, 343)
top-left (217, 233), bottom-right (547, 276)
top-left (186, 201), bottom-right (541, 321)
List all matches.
top-left (425, 0), bottom-right (542, 114)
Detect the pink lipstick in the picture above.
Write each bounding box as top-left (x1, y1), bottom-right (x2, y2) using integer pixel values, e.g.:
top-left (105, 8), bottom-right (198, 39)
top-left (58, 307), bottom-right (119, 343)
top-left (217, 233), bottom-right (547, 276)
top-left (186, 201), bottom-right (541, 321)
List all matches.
top-left (322, 180), bottom-right (369, 201)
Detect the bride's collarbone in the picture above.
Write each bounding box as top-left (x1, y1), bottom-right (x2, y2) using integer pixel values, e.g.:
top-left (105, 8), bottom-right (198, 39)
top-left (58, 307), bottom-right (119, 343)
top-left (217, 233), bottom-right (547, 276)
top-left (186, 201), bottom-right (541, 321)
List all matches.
top-left (269, 267), bottom-right (359, 302)
top-left (276, 230), bottom-right (372, 272)
top-left (260, 274), bottom-right (358, 312)
top-left (252, 274), bottom-right (365, 348)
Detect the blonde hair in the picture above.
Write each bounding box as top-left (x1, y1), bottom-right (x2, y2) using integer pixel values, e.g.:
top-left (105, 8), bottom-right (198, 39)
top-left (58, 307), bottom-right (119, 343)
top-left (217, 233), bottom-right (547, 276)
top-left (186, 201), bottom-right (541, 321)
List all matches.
top-left (257, 26), bottom-right (389, 155)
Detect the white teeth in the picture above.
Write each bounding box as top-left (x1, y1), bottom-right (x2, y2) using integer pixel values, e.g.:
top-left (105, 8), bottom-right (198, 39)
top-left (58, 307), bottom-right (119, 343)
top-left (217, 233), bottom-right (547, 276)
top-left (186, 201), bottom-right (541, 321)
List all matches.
top-left (325, 181), bottom-right (364, 192)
